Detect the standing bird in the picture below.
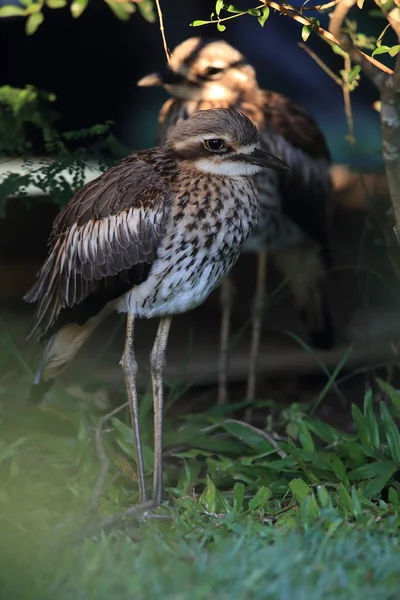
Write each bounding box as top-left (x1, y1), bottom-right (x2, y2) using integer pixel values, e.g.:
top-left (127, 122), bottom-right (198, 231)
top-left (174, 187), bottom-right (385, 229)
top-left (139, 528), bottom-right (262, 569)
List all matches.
top-left (24, 109), bottom-right (288, 507)
top-left (138, 37), bottom-right (334, 408)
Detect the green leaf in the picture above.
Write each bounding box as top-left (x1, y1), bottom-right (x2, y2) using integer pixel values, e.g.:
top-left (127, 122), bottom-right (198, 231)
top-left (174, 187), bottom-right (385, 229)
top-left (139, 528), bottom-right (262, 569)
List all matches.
top-left (137, 0), bottom-right (155, 22)
top-left (0, 5), bottom-right (26, 17)
top-left (296, 419), bottom-right (315, 452)
top-left (233, 482), bottom-right (245, 511)
top-left (363, 467), bottom-right (397, 499)
top-left (25, 11), bottom-right (44, 34)
top-left (258, 6), bottom-right (269, 27)
top-left (351, 404), bottom-right (369, 446)
top-left (0, 437), bottom-right (27, 465)
top-left (349, 460), bottom-right (397, 480)
top-left (372, 45), bottom-right (391, 57)
top-left (316, 485), bottom-right (331, 509)
top-left (331, 456), bottom-right (350, 488)
top-left (225, 4), bottom-right (242, 13)
top-left (190, 20), bottom-right (210, 26)
top-left (348, 65), bottom-right (361, 84)
top-left (311, 344), bottom-right (353, 414)
top-left (105, 0), bottom-right (135, 21)
top-left (217, 21), bottom-right (226, 31)
top-left (350, 486), bottom-right (362, 517)
top-left (377, 378), bottom-right (400, 413)
top-left (388, 486), bottom-right (400, 507)
top-left (46, 0), bottom-right (66, 8)
top-left (247, 8), bottom-right (261, 16)
top-left (332, 43), bottom-right (348, 57)
top-left (299, 494), bottom-right (320, 520)
top-left (306, 418), bottom-right (339, 444)
top-left (301, 25), bottom-right (311, 42)
top-left (380, 402), bottom-right (400, 461)
top-left (70, 0), bottom-right (88, 18)
top-left (289, 478), bottom-right (312, 501)
top-left (249, 486), bottom-right (272, 511)
top-left (364, 389), bottom-right (380, 449)
top-left (201, 475), bottom-right (217, 512)
top-left (217, 421), bottom-right (270, 451)
top-left (25, 2), bottom-right (43, 14)
top-left (389, 45), bottom-right (400, 57)
top-left (215, 0), bottom-right (224, 16)
top-left (337, 482), bottom-right (354, 515)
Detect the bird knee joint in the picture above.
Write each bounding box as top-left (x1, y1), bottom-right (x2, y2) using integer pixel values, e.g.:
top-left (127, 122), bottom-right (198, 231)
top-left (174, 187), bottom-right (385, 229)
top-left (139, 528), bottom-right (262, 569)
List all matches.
top-left (120, 353), bottom-right (138, 377)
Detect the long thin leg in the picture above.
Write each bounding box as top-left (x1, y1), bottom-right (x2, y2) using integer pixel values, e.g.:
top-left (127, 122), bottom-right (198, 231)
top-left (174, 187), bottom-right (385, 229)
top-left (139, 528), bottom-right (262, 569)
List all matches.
top-left (120, 313), bottom-right (147, 503)
top-left (245, 249), bottom-right (268, 420)
top-left (150, 316), bottom-right (172, 506)
top-left (218, 277), bottom-right (234, 405)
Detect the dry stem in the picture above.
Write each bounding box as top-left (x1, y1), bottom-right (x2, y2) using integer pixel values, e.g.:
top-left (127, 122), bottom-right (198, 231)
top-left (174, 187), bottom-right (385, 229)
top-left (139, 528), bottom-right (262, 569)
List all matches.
top-left (155, 0), bottom-right (170, 64)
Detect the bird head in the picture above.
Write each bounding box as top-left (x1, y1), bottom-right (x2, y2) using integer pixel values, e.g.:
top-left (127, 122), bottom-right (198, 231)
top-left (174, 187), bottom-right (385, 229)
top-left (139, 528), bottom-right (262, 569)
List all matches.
top-left (137, 37), bottom-right (257, 102)
top-left (166, 108), bottom-right (289, 177)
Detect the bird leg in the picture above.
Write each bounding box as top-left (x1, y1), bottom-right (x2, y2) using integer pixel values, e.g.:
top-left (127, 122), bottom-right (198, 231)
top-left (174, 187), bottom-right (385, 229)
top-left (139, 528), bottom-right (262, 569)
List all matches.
top-left (120, 312), bottom-right (147, 503)
top-left (245, 249), bottom-right (268, 420)
top-left (218, 276), bottom-right (234, 405)
top-left (150, 316), bottom-right (172, 506)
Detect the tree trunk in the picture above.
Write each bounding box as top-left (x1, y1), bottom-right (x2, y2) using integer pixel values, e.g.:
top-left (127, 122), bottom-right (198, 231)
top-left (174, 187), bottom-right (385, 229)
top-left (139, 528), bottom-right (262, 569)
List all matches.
top-left (380, 83), bottom-right (400, 239)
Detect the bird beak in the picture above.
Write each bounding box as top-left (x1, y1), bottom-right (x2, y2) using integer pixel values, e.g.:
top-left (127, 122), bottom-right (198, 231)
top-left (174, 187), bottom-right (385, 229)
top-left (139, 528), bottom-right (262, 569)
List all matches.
top-left (137, 69), bottom-right (185, 87)
top-left (248, 147), bottom-right (289, 171)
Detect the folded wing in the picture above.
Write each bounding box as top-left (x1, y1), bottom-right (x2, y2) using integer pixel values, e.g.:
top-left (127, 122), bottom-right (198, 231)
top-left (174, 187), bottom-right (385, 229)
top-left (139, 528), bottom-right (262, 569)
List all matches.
top-left (25, 156), bottom-right (172, 339)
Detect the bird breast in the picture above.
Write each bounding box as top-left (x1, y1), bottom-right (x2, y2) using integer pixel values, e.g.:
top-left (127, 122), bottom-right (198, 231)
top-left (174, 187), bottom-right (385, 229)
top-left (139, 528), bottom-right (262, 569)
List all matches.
top-left (118, 175), bottom-right (259, 318)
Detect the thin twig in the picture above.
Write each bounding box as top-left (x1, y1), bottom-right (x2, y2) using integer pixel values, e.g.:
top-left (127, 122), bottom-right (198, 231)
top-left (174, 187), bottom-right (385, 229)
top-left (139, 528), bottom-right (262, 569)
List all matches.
top-left (91, 400), bottom-right (130, 511)
top-left (376, 0), bottom-right (400, 40)
top-left (54, 400), bottom-right (131, 533)
top-left (298, 42), bottom-right (343, 85)
top-left (201, 419), bottom-right (287, 458)
top-left (154, 0), bottom-right (170, 64)
top-left (302, 0), bottom-right (343, 10)
top-left (334, 360), bottom-right (399, 387)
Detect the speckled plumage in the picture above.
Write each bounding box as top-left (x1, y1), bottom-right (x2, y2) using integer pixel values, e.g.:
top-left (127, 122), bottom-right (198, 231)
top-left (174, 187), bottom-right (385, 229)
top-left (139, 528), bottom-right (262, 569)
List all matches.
top-left (25, 108), bottom-right (286, 376)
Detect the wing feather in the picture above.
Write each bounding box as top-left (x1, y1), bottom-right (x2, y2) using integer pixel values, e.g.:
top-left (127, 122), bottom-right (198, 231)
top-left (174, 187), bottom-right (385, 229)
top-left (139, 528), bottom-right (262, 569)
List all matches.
top-left (260, 91), bottom-right (332, 259)
top-left (25, 154), bottom-right (173, 339)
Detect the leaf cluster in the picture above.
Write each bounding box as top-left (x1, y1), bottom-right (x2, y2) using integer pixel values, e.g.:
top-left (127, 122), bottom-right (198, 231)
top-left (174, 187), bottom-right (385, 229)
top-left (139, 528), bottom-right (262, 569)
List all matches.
top-left (0, 0), bottom-right (155, 35)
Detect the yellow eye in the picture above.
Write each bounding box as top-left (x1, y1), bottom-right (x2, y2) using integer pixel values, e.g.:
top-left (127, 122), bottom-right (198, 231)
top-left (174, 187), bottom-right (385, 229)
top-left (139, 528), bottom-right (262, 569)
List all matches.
top-left (204, 139), bottom-right (225, 152)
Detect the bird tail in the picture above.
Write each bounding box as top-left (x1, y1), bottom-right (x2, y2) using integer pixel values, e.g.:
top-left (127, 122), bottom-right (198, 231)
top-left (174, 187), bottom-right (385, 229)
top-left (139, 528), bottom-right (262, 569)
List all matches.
top-left (28, 318), bottom-right (103, 404)
top-left (273, 247), bottom-right (334, 350)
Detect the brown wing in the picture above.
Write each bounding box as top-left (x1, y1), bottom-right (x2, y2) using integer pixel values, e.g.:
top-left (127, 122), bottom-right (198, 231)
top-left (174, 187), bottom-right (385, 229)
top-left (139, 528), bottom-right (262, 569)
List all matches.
top-left (25, 153), bottom-right (172, 339)
top-left (260, 91), bottom-right (332, 262)
top-left (261, 90), bottom-right (330, 161)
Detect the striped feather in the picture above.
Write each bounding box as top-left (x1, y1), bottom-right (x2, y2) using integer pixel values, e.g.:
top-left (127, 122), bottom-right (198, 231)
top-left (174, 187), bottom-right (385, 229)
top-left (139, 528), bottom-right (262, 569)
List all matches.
top-left (25, 154), bottom-right (173, 340)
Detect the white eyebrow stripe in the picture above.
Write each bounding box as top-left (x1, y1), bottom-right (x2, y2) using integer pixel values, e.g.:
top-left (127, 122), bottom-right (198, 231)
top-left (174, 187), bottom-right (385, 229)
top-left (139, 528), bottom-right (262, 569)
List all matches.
top-left (239, 145), bottom-right (256, 155)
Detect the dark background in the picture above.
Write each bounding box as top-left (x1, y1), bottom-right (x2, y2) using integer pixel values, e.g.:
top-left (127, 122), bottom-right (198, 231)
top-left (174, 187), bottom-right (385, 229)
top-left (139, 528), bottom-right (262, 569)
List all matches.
top-left (0, 0), bottom-right (384, 166)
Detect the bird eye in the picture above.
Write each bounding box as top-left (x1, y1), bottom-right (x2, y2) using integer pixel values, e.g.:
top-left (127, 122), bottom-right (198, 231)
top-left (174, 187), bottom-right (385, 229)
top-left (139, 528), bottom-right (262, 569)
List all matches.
top-left (205, 66), bottom-right (223, 77)
top-left (204, 139), bottom-right (225, 152)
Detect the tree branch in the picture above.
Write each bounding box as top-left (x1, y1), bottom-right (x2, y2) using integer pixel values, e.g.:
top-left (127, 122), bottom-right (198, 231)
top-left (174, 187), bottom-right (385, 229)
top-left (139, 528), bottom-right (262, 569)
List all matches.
top-left (328, 0), bottom-right (389, 88)
top-left (262, 1), bottom-right (394, 76)
top-left (375, 0), bottom-right (400, 40)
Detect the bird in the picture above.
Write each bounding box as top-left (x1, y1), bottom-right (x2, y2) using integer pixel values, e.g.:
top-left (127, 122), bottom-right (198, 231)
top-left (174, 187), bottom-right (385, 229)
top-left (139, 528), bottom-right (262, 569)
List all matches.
top-left (138, 37), bottom-right (335, 411)
top-left (24, 108), bottom-right (289, 508)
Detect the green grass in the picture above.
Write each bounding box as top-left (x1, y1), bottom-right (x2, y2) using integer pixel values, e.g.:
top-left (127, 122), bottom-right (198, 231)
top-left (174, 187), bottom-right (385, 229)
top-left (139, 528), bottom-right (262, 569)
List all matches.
top-left (1, 338), bottom-right (400, 599)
